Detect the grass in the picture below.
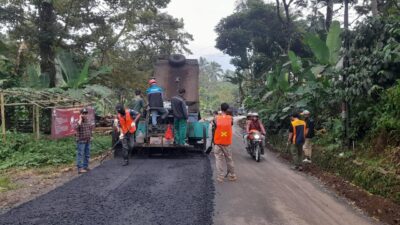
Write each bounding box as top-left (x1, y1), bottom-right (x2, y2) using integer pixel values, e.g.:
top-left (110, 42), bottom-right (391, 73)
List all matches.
top-left (0, 133), bottom-right (112, 170)
top-left (0, 176), bottom-right (17, 192)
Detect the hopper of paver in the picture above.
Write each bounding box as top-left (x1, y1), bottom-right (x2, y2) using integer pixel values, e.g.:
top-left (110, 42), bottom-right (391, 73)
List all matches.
top-left (134, 54), bottom-right (209, 154)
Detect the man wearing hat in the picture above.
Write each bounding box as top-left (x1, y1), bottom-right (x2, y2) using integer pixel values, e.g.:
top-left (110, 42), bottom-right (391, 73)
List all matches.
top-left (146, 78), bottom-right (168, 129)
top-left (302, 110), bottom-right (314, 163)
top-left (74, 107), bottom-right (94, 174)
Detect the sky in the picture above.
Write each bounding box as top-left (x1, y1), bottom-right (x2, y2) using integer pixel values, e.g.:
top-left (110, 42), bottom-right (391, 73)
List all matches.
top-left (165, 0), bottom-right (236, 70)
top-left (164, 0), bottom-right (363, 71)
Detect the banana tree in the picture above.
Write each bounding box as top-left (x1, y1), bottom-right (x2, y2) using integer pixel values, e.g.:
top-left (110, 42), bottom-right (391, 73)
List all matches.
top-left (56, 49), bottom-right (112, 89)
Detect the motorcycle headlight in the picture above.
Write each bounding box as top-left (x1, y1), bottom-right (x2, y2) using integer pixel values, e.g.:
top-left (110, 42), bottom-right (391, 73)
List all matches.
top-left (254, 134), bottom-right (260, 139)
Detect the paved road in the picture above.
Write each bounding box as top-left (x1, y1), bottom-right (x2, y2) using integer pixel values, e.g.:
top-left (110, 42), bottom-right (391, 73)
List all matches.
top-left (212, 121), bottom-right (379, 225)
top-left (0, 154), bottom-right (214, 225)
top-left (0, 119), bottom-right (381, 225)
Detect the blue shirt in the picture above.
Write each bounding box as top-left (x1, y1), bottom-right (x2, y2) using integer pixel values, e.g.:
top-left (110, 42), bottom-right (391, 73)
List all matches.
top-left (146, 84), bottom-right (163, 94)
top-left (146, 84), bottom-right (164, 108)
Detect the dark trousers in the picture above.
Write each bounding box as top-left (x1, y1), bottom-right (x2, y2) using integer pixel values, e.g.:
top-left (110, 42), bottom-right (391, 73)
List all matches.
top-left (121, 132), bottom-right (134, 160)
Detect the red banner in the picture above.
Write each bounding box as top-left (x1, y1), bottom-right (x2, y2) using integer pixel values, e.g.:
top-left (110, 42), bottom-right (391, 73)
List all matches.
top-left (51, 107), bottom-right (95, 139)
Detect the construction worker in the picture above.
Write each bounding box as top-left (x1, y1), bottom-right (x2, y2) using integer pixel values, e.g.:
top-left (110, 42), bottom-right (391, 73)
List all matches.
top-left (146, 78), bottom-right (168, 129)
top-left (171, 88), bottom-right (188, 146)
top-left (302, 110), bottom-right (314, 163)
top-left (213, 103), bottom-right (237, 183)
top-left (288, 112), bottom-right (308, 171)
top-left (131, 90), bottom-right (145, 116)
top-left (115, 104), bottom-right (140, 166)
top-left (74, 108), bottom-right (94, 174)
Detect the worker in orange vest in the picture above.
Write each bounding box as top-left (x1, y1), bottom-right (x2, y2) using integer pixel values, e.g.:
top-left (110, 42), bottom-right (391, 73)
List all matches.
top-left (213, 103), bottom-right (237, 183)
top-left (115, 104), bottom-right (141, 166)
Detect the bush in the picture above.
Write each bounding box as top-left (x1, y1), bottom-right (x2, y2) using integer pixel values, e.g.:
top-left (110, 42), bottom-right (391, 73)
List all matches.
top-left (0, 132), bottom-right (111, 170)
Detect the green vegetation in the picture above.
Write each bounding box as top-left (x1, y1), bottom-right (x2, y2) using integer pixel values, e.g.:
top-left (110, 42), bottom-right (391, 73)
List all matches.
top-left (199, 58), bottom-right (238, 114)
top-left (0, 0), bottom-right (192, 106)
top-left (219, 0), bottom-right (400, 202)
top-left (0, 176), bottom-right (18, 192)
top-left (0, 134), bottom-right (111, 170)
top-left (0, 1), bottom-right (193, 171)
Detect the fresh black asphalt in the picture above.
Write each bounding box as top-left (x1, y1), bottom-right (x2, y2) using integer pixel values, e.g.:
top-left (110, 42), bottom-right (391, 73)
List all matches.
top-left (0, 154), bottom-right (214, 225)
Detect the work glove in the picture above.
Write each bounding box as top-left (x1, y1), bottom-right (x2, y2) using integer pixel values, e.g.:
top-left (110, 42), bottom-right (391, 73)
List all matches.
top-left (131, 122), bottom-right (136, 128)
top-left (119, 134), bottom-right (124, 140)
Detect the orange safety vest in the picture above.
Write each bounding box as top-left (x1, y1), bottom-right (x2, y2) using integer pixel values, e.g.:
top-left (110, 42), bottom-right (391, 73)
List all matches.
top-left (118, 110), bottom-right (136, 134)
top-left (214, 115), bottom-right (233, 145)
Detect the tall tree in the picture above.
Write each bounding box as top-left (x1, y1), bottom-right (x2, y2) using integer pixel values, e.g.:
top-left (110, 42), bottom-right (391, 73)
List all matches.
top-left (0, 0), bottom-right (192, 87)
top-left (38, 0), bottom-right (56, 87)
top-left (325, 0), bottom-right (334, 30)
top-left (216, 1), bottom-right (308, 91)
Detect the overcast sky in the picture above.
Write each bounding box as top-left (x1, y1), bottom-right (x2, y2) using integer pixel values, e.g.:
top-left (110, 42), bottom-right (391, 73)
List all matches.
top-left (165, 0), bottom-right (236, 70)
top-left (164, 0), bottom-right (363, 71)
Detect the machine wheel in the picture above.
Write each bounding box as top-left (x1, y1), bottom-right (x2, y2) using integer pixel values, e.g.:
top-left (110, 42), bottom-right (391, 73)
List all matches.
top-left (168, 54), bottom-right (186, 67)
top-left (255, 145), bottom-right (261, 162)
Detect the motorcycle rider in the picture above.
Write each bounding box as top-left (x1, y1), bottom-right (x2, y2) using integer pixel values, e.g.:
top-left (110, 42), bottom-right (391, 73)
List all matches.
top-left (244, 112), bottom-right (266, 152)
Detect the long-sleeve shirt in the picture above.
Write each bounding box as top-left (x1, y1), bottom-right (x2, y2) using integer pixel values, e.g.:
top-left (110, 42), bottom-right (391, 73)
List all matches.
top-left (74, 120), bottom-right (93, 143)
top-left (171, 95), bottom-right (188, 119)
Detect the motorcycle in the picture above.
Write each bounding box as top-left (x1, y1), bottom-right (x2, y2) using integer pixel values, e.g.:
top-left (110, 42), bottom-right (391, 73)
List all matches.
top-left (246, 129), bottom-right (264, 162)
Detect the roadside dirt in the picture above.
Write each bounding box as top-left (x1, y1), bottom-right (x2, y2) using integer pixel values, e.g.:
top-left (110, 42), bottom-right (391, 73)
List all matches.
top-left (0, 153), bottom-right (111, 214)
top-left (266, 140), bottom-right (400, 225)
top-left (239, 118), bottom-right (400, 225)
top-left (302, 163), bottom-right (400, 225)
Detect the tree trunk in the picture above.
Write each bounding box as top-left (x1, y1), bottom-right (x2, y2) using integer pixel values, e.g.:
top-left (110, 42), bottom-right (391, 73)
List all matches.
top-left (343, 0), bottom-right (351, 148)
top-left (38, 1), bottom-right (56, 88)
top-left (283, 2), bottom-right (291, 23)
top-left (281, 0), bottom-right (293, 51)
top-left (238, 80), bottom-right (245, 105)
top-left (326, 0), bottom-right (334, 31)
top-left (275, 0), bottom-right (283, 22)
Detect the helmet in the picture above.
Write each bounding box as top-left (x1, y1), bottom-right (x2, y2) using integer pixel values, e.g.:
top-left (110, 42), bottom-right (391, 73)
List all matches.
top-left (247, 112), bottom-right (259, 117)
top-left (149, 79), bottom-right (156, 85)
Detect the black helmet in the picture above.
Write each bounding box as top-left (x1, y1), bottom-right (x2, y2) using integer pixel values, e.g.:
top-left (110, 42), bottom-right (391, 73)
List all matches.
top-left (115, 104), bottom-right (125, 115)
top-left (80, 108), bottom-right (88, 114)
